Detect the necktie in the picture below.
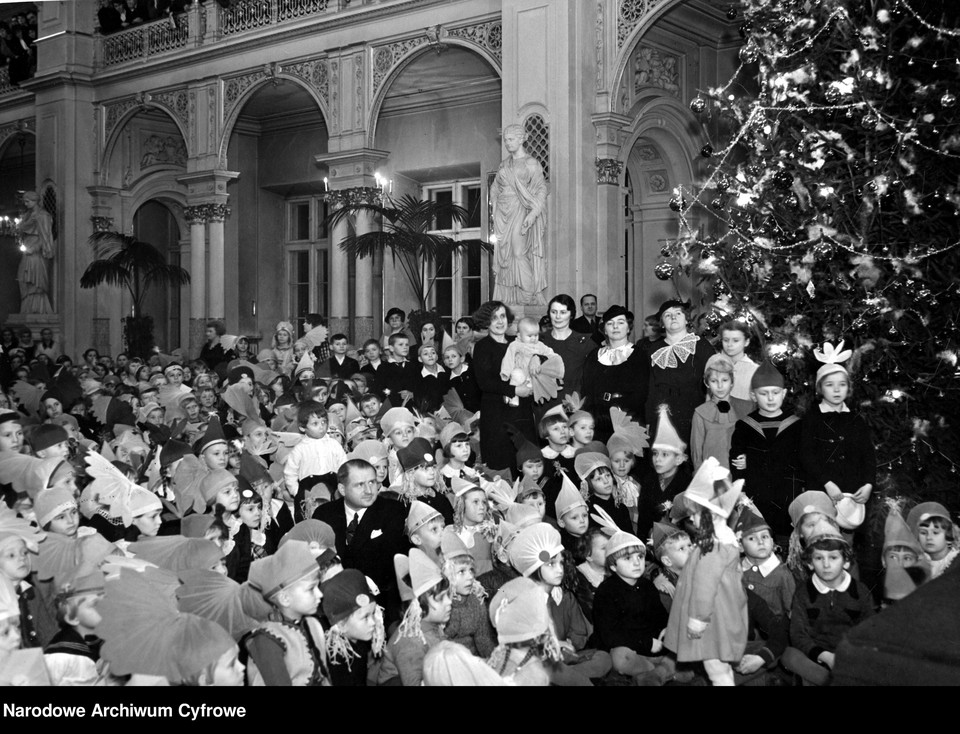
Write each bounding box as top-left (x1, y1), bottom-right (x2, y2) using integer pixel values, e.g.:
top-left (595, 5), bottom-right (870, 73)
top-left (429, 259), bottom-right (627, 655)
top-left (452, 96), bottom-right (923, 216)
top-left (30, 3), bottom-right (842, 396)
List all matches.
top-left (346, 512), bottom-right (360, 545)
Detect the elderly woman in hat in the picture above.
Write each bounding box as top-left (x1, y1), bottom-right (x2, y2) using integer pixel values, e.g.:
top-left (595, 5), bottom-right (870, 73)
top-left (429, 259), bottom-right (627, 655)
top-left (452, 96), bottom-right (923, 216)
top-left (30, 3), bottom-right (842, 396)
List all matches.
top-left (581, 305), bottom-right (650, 442)
top-left (639, 300), bottom-right (715, 448)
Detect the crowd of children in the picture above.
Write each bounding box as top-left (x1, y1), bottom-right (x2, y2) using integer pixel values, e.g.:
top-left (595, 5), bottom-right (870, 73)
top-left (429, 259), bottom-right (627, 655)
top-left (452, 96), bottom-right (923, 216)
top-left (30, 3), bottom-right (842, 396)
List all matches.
top-left (0, 305), bottom-right (954, 687)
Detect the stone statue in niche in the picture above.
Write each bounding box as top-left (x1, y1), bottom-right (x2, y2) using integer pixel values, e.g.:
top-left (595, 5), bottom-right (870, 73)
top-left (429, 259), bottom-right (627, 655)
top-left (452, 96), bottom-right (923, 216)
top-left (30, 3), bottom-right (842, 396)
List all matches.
top-left (634, 46), bottom-right (680, 97)
top-left (491, 124), bottom-right (547, 306)
top-left (16, 191), bottom-right (55, 315)
top-left (140, 134), bottom-right (187, 168)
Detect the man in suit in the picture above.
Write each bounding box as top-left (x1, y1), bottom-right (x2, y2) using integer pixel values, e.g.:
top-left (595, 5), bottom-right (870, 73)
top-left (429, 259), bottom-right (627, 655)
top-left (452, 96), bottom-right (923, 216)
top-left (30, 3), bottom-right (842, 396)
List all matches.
top-left (571, 293), bottom-right (604, 345)
top-left (313, 459), bottom-right (409, 625)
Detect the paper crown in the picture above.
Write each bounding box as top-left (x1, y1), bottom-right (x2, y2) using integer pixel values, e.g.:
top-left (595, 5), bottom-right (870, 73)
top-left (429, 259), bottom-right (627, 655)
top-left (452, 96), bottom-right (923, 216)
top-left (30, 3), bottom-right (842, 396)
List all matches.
top-left (684, 457), bottom-right (743, 519)
top-left (279, 519), bottom-right (336, 551)
top-left (322, 568), bottom-right (376, 625)
top-left (406, 500), bottom-right (443, 536)
top-left (554, 471), bottom-right (587, 519)
top-left (814, 340), bottom-right (852, 384)
top-left (488, 577), bottom-right (551, 643)
top-left (652, 404), bottom-right (684, 453)
top-left (751, 360), bottom-right (785, 390)
top-left (788, 490), bottom-right (837, 527)
top-left (247, 540), bottom-right (319, 600)
top-left (380, 407), bottom-right (416, 436)
top-left (574, 451), bottom-right (611, 481)
top-left (508, 523), bottom-right (564, 577)
top-left (606, 407), bottom-right (649, 458)
top-left (347, 439), bottom-right (389, 466)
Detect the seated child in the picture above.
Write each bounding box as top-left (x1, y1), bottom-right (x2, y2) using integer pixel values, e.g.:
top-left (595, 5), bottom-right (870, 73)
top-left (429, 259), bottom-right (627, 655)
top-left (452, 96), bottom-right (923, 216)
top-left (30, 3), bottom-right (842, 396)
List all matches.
top-left (450, 477), bottom-right (496, 577)
top-left (637, 407), bottom-right (692, 541)
top-left (245, 540), bottom-right (330, 686)
top-left (485, 577), bottom-right (559, 686)
top-left (379, 548), bottom-right (452, 686)
top-left (577, 452), bottom-right (633, 534)
top-left (439, 529), bottom-right (496, 659)
top-left (567, 410), bottom-right (595, 452)
top-left (405, 500), bottom-right (445, 567)
top-left (782, 520), bottom-right (874, 686)
top-left (509, 523), bottom-right (612, 685)
top-left (43, 570), bottom-right (105, 686)
top-left (736, 507), bottom-right (795, 618)
top-left (574, 528), bottom-right (607, 623)
top-left (320, 569), bottom-right (385, 687)
top-left (785, 490), bottom-right (841, 582)
top-left (388, 439), bottom-right (454, 525)
top-left (907, 502), bottom-right (959, 580)
top-left (499, 317), bottom-right (562, 406)
top-left (592, 529), bottom-right (673, 685)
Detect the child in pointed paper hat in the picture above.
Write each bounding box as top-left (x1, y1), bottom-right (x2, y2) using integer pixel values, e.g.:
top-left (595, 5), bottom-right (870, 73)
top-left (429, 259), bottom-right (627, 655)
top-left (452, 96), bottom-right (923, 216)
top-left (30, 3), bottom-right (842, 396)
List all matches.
top-left (662, 457), bottom-right (748, 687)
top-left (97, 567), bottom-right (243, 686)
top-left (449, 476), bottom-right (496, 576)
top-left (378, 547), bottom-right (451, 686)
top-left (906, 501), bottom-right (959, 579)
top-left (320, 568), bottom-right (385, 684)
top-left (486, 577), bottom-right (560, 685)
top-left (554, 470), bottom-right (590, 554)
top-left (576, 451), bottom-right (632, 535)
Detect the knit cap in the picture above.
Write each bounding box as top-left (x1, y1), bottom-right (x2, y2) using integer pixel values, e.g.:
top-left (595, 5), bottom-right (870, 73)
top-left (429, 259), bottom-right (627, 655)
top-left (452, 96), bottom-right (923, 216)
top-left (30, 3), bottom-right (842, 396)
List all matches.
top-left (750, 360), bottom-right (785, 390)
top-left (32, 424), bottom-right (69, 453)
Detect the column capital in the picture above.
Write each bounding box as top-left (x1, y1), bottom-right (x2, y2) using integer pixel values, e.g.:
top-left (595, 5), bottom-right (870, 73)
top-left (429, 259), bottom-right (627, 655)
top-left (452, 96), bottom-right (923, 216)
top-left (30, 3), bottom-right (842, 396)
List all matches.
top-left (315, 148), bottom-right (390, 190)
top-left (324, 186), bottom-right (384, 210)
top-left (176, 169), bottom-right (239, 206)
top-left (591, 112), bottom-right (633, 160)
top-left (90, 216), bottom-right (115, 233)
top-left (596, 157), bottom-right (624, 186)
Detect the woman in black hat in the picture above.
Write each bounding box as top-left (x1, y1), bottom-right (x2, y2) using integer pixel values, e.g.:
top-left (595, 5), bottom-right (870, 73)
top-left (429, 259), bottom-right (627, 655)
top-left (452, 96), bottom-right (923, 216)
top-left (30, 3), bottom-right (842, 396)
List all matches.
top-left (639, 300), bottom-right (715, 448)
top-left (581, 305), bottom-right (649, 441)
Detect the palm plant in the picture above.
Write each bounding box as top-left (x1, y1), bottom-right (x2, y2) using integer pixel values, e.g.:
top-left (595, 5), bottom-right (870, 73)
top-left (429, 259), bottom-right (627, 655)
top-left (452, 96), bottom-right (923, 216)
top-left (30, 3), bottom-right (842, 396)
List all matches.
top-left (326, 193), bottom-right (491, 313)
top-left (79, 232), bottom-right (190, 358)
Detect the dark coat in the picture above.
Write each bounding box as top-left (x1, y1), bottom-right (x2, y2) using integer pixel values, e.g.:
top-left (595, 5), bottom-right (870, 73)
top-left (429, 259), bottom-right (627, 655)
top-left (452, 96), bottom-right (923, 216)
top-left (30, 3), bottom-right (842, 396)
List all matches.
top-left (380, 360), bottom-right (419, 399)
top-left (329, 356), bottom-right (360, 381)
top-left (799, 409), bottom-right (877, 495)
top-left (447, 367), bottom-right (481, 413)
top-left (570, 315), bottom-right (604, 345)
top-left (313, 497), bottom-right (409, 626)
top-left (581, 344), bottom-right (648, 441)
top-left (592, 573), bottom-right (668, 655)
top-left (637, 463), bottom-right (693, 542)
top-left (790, 575), bottom-right (874, 661)
top-left (640, 336), bottom-right (715, 447)
top-left (730, 410), bottom-right (805, 539)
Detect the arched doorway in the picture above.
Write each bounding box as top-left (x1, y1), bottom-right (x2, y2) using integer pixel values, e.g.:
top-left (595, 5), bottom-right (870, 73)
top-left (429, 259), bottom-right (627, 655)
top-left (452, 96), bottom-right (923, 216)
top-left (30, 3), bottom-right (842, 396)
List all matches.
top-left (224, 80), bottom-right (328, 339)
top-left (372, 45), bottom-right (501, 329)
top-left (133, 200), bottom-right (181, 351)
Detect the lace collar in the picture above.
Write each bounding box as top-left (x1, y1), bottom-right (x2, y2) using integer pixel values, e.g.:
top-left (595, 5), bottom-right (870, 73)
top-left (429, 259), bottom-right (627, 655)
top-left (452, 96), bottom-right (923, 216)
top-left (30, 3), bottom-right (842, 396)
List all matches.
top-left (650, 333), bottom-right (700, 369)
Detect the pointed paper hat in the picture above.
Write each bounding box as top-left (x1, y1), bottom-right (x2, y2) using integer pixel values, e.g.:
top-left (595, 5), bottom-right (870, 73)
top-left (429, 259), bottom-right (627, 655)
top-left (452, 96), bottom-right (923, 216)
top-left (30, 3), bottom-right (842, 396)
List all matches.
top-left (883, 563), bottom-right (920, 602)
top-left (294, 351), bottom-right (317, 381)
top-left (247, 540), bottom-right (319, 600)
top-left (451, 475), bottom-right (483, 499)
top-left (883, 505), bottom-right (922, 555)
top-left (439, 527), bottom-right (471, 561)
top-left (406, 500), bottom-right (443, 536)
top-left (409, 547), bottom-right (444, 597)
top-left (507, 423), bottom-right (542, 466)
top-left (814, 340), bottom-right (853, 383)
top-left (734, 508), bottom-right (770, 539)
top-left (554, 471), bottom-right (587, 519)
top-left (751, 359), bottom-right (785, 390)
top-left (604, 529), bottom-right (645, 559)
top-left (192, 416), bottom-right (227, 455)
top-left (652, 404), bottom-right (684, 453)
top-left (684, 457), bottom-right (743, 519)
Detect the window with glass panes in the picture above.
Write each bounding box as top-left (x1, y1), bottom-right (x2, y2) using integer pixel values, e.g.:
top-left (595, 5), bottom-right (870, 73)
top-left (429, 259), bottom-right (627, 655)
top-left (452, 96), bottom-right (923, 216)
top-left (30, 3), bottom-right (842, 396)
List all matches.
top-left (285, 196), bottom-right (331, 335)
top-left (424, 181), bottom-right (489, 330)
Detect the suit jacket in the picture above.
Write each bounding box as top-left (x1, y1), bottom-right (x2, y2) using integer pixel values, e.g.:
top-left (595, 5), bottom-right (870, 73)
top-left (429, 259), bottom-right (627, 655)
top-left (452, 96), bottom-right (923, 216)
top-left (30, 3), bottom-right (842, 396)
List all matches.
top-left (382, 360), bottom-right (418, 398)
top-left (360, 361), bottom-right (389, 398)
top-left (329, 355), bottom-right (361, 380)
top-left (571, 315), bottom-right (604, 345)
top-left (314, 497), bottom-right (409, 625)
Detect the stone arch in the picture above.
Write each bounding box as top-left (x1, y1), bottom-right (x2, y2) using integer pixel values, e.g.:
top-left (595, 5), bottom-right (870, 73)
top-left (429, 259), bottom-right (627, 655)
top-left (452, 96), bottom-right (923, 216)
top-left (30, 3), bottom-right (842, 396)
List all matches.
top-left (101, 103), bottom-right (189, 182)
top-left (125, 173), bottom-right (188, 238)
top-left (218, 74), bottom-right (329, 168)
top-left (0, 124), bottom-right (35, 160)
top-left (366, 40), bottom-right (502, 148)
top-left (606, 0), bottom-right (686, 113)
top-left (620, 94), bottom-right (706, 187)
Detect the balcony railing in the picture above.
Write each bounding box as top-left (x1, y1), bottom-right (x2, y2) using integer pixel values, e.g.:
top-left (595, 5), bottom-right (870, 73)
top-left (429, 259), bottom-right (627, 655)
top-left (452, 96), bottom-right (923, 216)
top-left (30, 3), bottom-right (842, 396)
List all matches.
top-left (98, 0), bottom-right (351, 70)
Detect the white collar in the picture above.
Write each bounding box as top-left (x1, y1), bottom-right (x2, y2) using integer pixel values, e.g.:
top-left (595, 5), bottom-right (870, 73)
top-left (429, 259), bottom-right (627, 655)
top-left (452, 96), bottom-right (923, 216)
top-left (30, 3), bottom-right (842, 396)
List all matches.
top-left (346, 506), bottom-right (367, 524)
top-left (597, 342), bottom-right (635, 366)
top-left (577, 562), bottom-right (605, 588)
top-left (421, 366), bottom-right (444, 378)
top-left (741, 554), bottom-right (781, 577)
top-left (812, 570), bottom-right (852, 594)
top-left (451, 364), bottom-right (468, 376)
top-left (819, 400), bottom-right (851, 413)
top-left (542, 445), bottom-right (575, 459)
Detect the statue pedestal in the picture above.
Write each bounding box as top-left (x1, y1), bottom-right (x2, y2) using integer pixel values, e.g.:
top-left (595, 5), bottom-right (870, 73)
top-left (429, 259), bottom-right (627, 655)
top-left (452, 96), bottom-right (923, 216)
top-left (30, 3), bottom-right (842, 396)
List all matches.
top-left (4, 313), bottom-right (62, 349)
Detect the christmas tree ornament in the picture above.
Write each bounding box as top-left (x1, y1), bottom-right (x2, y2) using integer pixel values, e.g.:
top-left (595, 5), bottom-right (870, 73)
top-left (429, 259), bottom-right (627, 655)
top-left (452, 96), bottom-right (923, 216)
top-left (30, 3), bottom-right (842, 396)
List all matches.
top-left (689, 96), bottom-right (707, 114)
top-left (711, 197), bottom-right (725, 211)
top-left (861, 114), bottom-right (878, 130)
top-left (669, 195), bottom-right (684, 212)
top-left (942, 92), bottom-right (957, 108)
top-left (773, 170), bottom-right (793, 189)
top-left (726, 5), bottom-right (737, 21)
top-left (654, 262), bottom-right (676, 280)
top-left (700, 144), bottom-right (714, 158)
top-left (739, 45), bottom-right (758, 64)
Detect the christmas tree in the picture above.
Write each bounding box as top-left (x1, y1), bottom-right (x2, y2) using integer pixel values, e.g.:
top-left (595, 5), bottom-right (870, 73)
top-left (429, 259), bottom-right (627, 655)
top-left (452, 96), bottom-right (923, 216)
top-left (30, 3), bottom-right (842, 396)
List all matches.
top-left (660, 0), bottom-right (960, 515)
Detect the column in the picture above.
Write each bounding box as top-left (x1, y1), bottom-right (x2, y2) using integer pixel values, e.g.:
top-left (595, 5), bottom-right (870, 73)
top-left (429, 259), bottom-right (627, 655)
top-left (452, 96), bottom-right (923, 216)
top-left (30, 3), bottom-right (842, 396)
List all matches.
top-left (327, 192), bottom-right (351, 338)
top-left (184, 205), bottom-right (207, 357)
top-left (352, 188), bottom-right (379, 345)
top-left (206, 203), bottom-right (230, 323)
